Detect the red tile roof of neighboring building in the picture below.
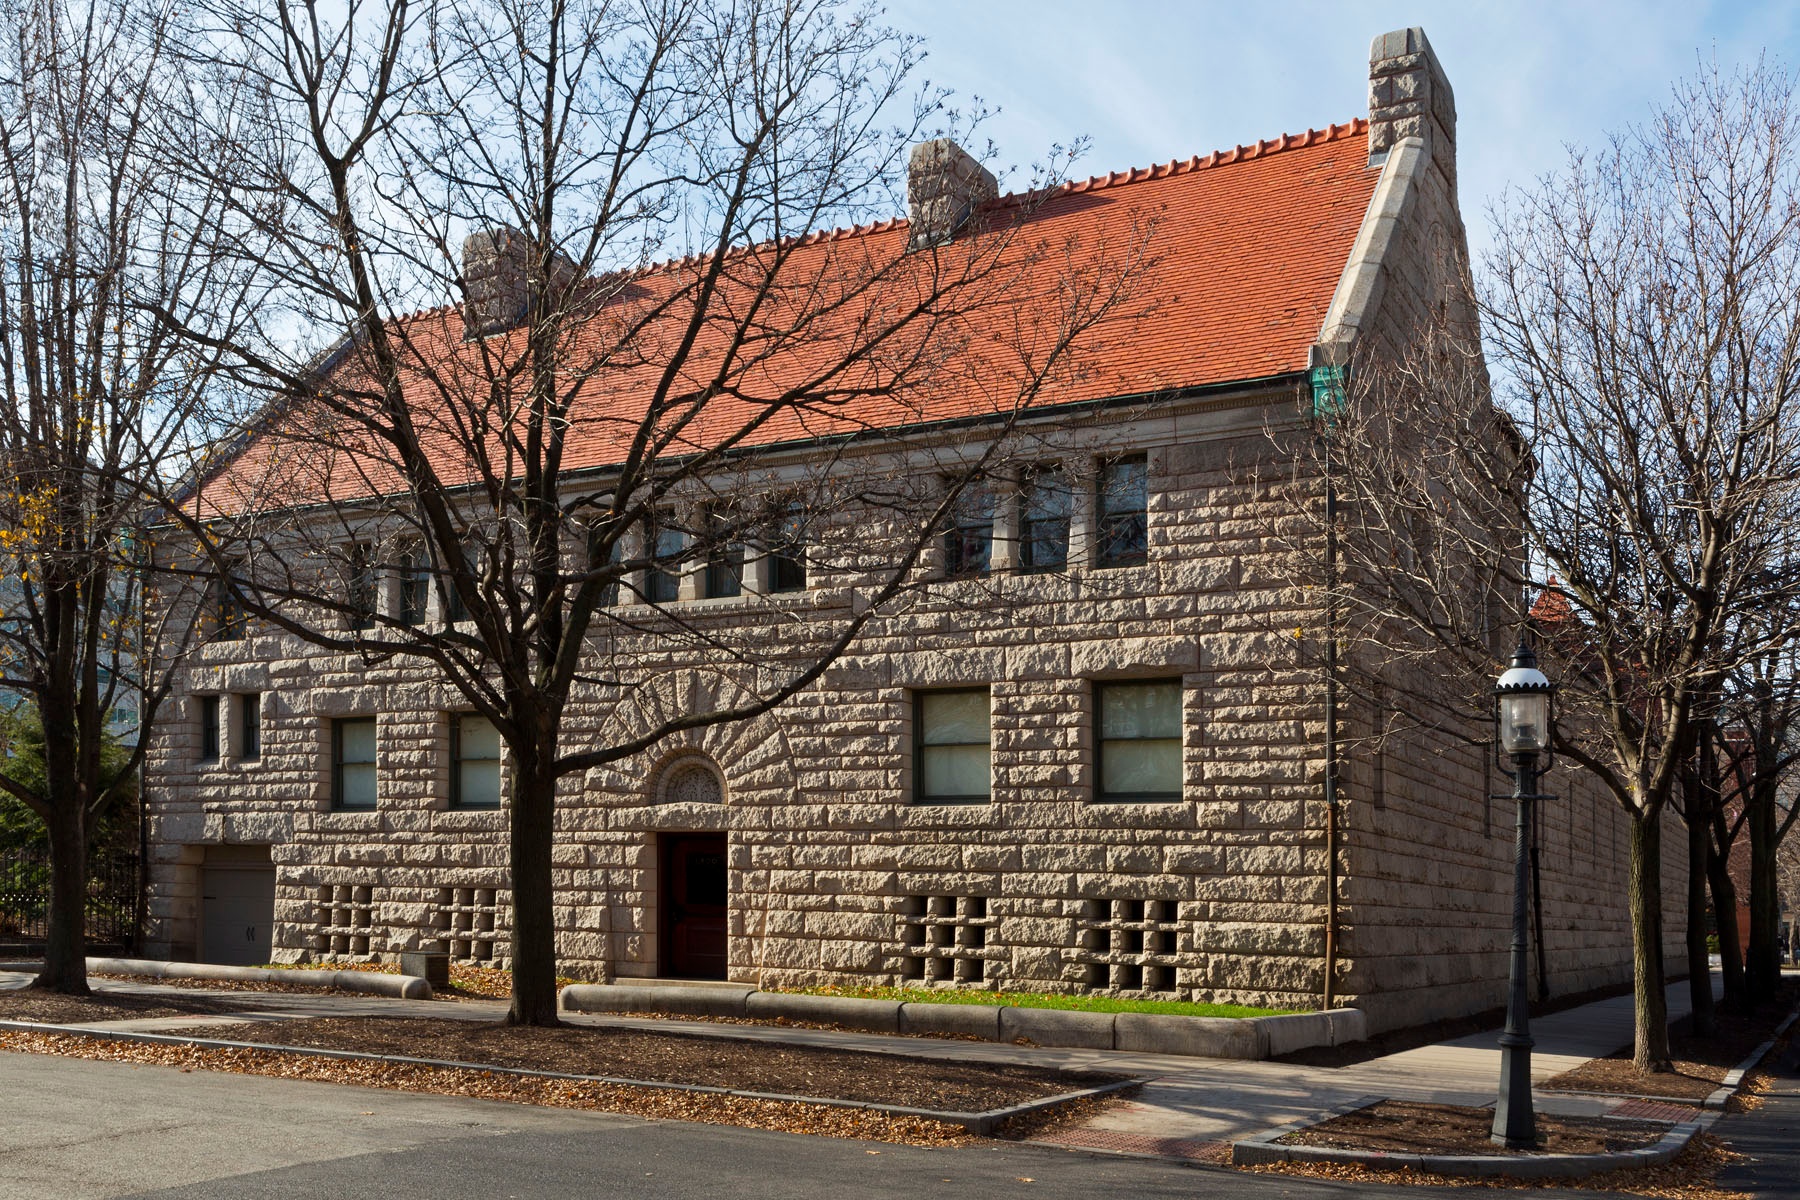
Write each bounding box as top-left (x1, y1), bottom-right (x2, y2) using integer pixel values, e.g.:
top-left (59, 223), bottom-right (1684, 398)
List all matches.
top-left (195, 120), bottom-right (1378, 513)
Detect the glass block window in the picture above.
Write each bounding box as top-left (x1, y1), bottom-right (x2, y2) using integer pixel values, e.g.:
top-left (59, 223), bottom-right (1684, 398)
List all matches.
top-left (333, 717), bottom-right (378, 810)
top-left (1096, 680), bottom-right (1182, 802)
top-left (646, 512), bottom-right (683, 604)
top-left (915, 689), bottom-right (991, 803)
top-left (767, 504), bottom-right (807, 593)
top-left (1018, 468), bottom-right (1071, 573)
top-left (199, 696), bottom-right (221, 761)
top-left (1096, 457), bottom-right (1148, 568)
top-left (239, 694), bottom-right (261, 760)
top-left (944, 485), bottom-right (994, 576)
top-left (451, 714), bottom-right (501, 809)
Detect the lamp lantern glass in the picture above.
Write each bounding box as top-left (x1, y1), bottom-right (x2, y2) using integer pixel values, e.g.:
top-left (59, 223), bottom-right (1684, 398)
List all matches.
top-left (1495, 645), bottom-right (1553, 757)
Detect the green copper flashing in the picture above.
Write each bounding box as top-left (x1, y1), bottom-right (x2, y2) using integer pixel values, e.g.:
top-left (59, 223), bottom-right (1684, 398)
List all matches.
top-left (1309, 362), bottom-right (1348, 421)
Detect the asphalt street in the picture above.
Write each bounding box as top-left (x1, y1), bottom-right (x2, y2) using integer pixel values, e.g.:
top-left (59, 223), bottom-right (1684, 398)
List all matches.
top-left (0, 1049), bottom-right (1487, 1200)
top-left (1715, 1028), bottom-right (1800, 1200)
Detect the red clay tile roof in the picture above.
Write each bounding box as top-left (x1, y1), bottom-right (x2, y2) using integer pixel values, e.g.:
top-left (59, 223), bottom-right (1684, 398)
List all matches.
top-left (195, 120), bottom-right (1377, 513)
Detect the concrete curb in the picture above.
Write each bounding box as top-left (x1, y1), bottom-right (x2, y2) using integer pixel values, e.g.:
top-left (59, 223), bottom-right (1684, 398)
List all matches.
top-left (86, 957), bottom-right (433, 1001)
top-left (1231, 1095), bottom-right (1722, 1179)
top-left (1703, 1005), bottom-right (1800, 1110)
top-left (0, 1019), bottom-right (1138, 1136)
top-left (557, 983), bottom-right (1362, 1060)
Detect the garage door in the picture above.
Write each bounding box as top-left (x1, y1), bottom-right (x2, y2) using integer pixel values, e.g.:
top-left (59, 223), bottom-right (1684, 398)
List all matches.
top-left (201, 866), bottom-right (276, 966)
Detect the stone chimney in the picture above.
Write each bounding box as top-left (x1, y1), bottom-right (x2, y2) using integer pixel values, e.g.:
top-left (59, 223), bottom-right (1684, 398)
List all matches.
top-left (1367, 27), bottom-right (1455, 180)
top-left (461, 227), bottom-right (582, 338)
top-left (906, 139), bottom-right (998, 251)
top-left (462, 227), bottom-right (532, 338)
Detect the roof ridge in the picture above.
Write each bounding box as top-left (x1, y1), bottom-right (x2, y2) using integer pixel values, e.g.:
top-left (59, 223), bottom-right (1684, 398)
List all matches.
top-left (1056, 118), bottom-right (1369, 197)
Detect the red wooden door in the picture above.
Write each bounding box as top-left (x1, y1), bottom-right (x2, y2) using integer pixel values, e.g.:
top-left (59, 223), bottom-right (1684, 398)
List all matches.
top-left (661, 834), bottom-right (728, 979)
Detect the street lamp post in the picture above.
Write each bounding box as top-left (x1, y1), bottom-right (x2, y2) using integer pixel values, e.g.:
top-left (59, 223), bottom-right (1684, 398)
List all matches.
top-left (1492, 642), bottom-right (1555, 1149)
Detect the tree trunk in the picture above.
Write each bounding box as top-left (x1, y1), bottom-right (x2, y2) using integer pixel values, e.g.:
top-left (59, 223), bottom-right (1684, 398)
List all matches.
top-left (507, 758), bottom-right (560, 1027)
top-left (1708, 809), bottom-right (1747, 1007)
top-left (1684, 803), bottom-right (1716, 1036)
top-left (34, 805), bottom-right (90, 995)
top-left (1746, 778), bottom-right (1781, 1005)
top-left (1629, 813), bottom-right (1672, 1071)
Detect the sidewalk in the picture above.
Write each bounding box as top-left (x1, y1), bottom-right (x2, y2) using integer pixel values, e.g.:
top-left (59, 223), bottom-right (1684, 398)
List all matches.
top-left (0, 965), bottom-right (1709, 1159)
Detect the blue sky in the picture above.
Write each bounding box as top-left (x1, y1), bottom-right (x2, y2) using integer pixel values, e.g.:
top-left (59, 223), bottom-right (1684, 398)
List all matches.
top-left (883, 1), bottom-right (1800, 263)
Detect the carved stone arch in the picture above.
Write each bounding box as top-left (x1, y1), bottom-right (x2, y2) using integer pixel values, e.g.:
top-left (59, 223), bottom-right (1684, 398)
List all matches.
top-left (584, 667), bottom-right (800, 812)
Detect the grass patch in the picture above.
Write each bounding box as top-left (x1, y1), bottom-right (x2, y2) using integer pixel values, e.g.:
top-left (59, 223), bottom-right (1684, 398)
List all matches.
top-left (778, 984), bottom-right (1297, 1019)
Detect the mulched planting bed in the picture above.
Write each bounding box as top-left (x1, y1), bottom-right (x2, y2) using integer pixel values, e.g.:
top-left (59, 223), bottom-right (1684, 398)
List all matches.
top-left (159, 1015), bottom-right (1126, 1111)
top-left (0, 1029), bottom-right (977, 1146)
top-left (1543, 986), bottom-right (1798, 1101)
top-left (1241, 1132), bottom-right (1747, 1198)
top-left (0, 986), bottom-right (257, 1025)
top-left (1281, 1100), bottom-right (1667, 1156)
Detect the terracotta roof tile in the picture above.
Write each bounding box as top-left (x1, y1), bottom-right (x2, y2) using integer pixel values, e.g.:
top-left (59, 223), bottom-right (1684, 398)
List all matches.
top-left (197, 120), bottom-right (1377, 511)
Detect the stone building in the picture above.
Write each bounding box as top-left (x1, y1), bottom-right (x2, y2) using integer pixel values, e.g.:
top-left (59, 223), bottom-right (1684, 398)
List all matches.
top-left (143, 27), bottom-right (1686, 1033)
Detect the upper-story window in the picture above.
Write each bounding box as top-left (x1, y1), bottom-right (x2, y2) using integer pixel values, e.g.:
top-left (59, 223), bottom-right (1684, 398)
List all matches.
top-left (444, 539), bottom-right (479, 623)
top-left (450, 714), bottom-right (502, 808)
top-left (1096, 679), bottom-right (1182, 802)
top-left (397, 550), bottom-right (430, 626)
top-left (1018, 467), bottom-right (1071, 573)
top-left (346, 543), bottom-right (376, 630)
top-left (239, 693), bottom-right (262, 760)
top-left (703, 508), bottom-right (744, 599)
top-left (587, 527), bottom-right (623, 608)
top-left (914, 688), bottom-right (991, 804)
top-left (943, 484), bottom-right (994, 577)
top-left (767, 503), bottom-right (807, 593)
top-left (1097, 457), bottom-right (1148, 569)
top-left (199, 695), bottom-right (221, 761)
top-left (645, 511), bottom-right (683, 604)
top-left (212, 561), bottom-right (244, 641)
top-left (332, 717), bottom-right (378, 810)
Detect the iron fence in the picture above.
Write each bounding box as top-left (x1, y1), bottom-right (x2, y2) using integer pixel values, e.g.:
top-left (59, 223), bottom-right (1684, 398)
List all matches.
top-left (0, 849), bottom-right (139, 949)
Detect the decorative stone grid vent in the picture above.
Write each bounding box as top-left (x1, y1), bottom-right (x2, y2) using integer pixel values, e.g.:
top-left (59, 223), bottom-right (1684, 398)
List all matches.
top-left (1071, 898), bottom-right (1181, 993)
top-left (432, 887), bottom-right (508, 965)
top-left (897, 894), bottom-right (997, 985)
top-left (310, 884), bottom-right (378, 957)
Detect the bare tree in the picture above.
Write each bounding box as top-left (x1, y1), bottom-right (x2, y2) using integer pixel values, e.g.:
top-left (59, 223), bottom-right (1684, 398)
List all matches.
top-left (161, 0), bottom-right (1146, 1024)
top-left (1290, 60), bottom-right (1800, 1070)
top-left (0, 0), bottom-right (253, 992)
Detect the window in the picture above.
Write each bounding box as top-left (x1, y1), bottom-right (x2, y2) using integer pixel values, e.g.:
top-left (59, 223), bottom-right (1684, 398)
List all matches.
top-left (645, 512), bottom-right (683, 604)
top-left (1096, 680), bottom-right (1183, 802)
top-left (767, 504), bottom-right (807, 593)
top-left (1018, 468), bottom-right (1071, 573)
top-left (914, 689), bottom-right (991, 803)
top-left (346, 544), bottom-right (376, 629)
top-left (1096, 457), bottom-right (1148, 568)
top-left (444, 540), bottom-right (480, 623)
top-left (239, 694), bottom-right (261, 760)
top-left (587, 528), bottom-right (622, 607)
top-left (450, 714), bottom-right (501, 808)
top-left (212, 562), bottom-right (244, 640)
top-left (944, 485), bottom-right (994, 577)
top-left (397, 550), bottom-right (430, 626)
top-left (703, 509), bottom-right (743, 599)
top-left (333, 717), bottom-right (378, 810)
top-left (199, 696), bottom-right (220, 761)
